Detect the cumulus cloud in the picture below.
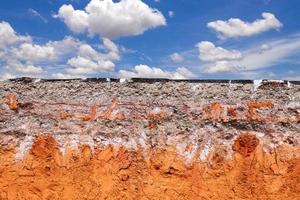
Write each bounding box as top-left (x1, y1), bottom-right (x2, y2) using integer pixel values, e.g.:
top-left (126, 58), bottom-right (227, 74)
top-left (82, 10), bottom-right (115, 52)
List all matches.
top-left (0, 21), bottom-right (31, 48)
top-left (56, 0), bottom-right (166, 38)
top-left (0, 21), bottom-right (45, 77)
top-left (170, 53), bottom-right (184, 62)
top-left (102, 38), bottom-right (120, 60)
top-left (197, 41), bottom-right (242, 62)
top-left (12, 43), bottom-right (55, 62)
top-left (66, 56), bottom-right (115, 75)
top-left (0, 21), bottom-right (120, 78)
top-left (46, 36), bottom-right (82, 57)
top-left (56, 5), bottom-right (88, 33)
top-left (63, 38), bottom-right (119, 76)
top-left (207, 12), bottom-right (282, 39)
top-left (10, 62), bottom-right (43, 74)
top-left (119, 65), bottom-right (196, 79)
top-left (1, 58), bottom-right (44, 77)
top-left (203, 61), bottom-right (240, 73)
top-left (173, 67), bottom-right (197, 79)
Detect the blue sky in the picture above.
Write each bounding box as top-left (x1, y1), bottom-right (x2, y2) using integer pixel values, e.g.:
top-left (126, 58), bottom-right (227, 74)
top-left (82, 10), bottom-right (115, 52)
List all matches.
top-left (0, 0), bottom-right (299, 80)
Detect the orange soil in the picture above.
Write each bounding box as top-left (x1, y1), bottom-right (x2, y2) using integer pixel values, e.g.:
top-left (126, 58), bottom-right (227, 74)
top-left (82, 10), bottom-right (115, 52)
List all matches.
top-left (0, 135), bottom-right (299, 200)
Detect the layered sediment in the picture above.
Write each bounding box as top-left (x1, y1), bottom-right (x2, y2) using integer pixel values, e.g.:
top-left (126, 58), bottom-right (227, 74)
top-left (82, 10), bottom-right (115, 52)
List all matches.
top-left (0, 78), bottom-right (299, 199)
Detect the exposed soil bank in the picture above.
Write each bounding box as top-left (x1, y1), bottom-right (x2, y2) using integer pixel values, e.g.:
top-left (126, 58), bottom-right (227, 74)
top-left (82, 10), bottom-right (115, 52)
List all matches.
top-left (0, 79), bottom-right (299, 199)
top-left (0, 135), bottom-right (299, 200)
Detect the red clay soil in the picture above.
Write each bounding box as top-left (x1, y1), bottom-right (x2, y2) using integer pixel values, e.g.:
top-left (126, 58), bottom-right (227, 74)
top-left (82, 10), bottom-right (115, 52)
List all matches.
top-left (0, 134), bottom-right (299, 200)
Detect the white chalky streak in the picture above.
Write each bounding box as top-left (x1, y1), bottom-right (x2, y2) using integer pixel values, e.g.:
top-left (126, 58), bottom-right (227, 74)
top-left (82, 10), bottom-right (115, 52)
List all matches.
top-left (253, 80), bottom-right (262, 91)
top-left (200, 140), bottom-right (212, 161)
top-left (15, 135), bottom-right (35, 160)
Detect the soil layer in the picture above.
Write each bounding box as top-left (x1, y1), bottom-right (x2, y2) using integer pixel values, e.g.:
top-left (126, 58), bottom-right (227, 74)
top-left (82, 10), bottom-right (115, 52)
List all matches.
top-left (0, 135), bottom-right (299, 200)
top-left (0, 79), bottom-right (299, 199)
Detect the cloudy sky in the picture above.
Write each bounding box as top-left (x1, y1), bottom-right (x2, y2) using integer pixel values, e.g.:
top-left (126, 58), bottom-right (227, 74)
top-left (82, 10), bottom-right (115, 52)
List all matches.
top-left (0, 0), bottom-right (300, 80)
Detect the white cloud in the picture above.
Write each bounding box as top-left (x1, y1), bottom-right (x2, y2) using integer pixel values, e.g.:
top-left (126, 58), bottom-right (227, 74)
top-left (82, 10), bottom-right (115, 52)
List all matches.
top-left (0, 73), bottom-right (15, 81)
top-left (103, 38), bottom-right (118, 53)
top-left (66, 56), bottom-right (115, 75)
top-left (202, 34), bottom-right (300, 73)
top-left (28, 8), bottom-right (48, 23)
top-left (52, 72), bottom-right (85, 79)
top-left (12, 43), bottom-right (55, 61)
top-left (56, 5), bottom-right (88, 33)
top-left (120, 65), bottom-right (170, 78)
top-left (234, 37), bottom-right (300, 71)
top-left (168, 11), bottom-right (174, 18)
top-left (239, 71), bottom-right (276, 80)
top-left (0, 21), bottom-right (31, 48)
top-left (0, 21), bottom-right (120, 78)
top-left (63, 38), bottom-right (119, 76)
top-left (260, 44), bottom-right (272, 52)
top-left (203, 61), bottom-right (240, 73)
top-left (39, 37), bottom-right (88, 74)
top-left (3, 59), bottom-right (44, 77)
top-left (103, 38), bottom-right (120, 60)
top-left (197, 41), bottom-right (242, 62)
top-left (77, 44), bottom-right (99, 60)
top-left (0, 21), bottom-right (46, 77)
top-left (56, 0), bottom-right (166, 38)
top-left (119, 65), bottom-right (196, 79)
top-left (173, 67), bottom-right (197, 79)
top-left (207, 12), bottom-right (282, 39)
top-left (46, 36), bottom-right (82, 57)
top-left (170, 52), bottom-right (184, 62)
top-left (13, 63), bottom-right (43, 74)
